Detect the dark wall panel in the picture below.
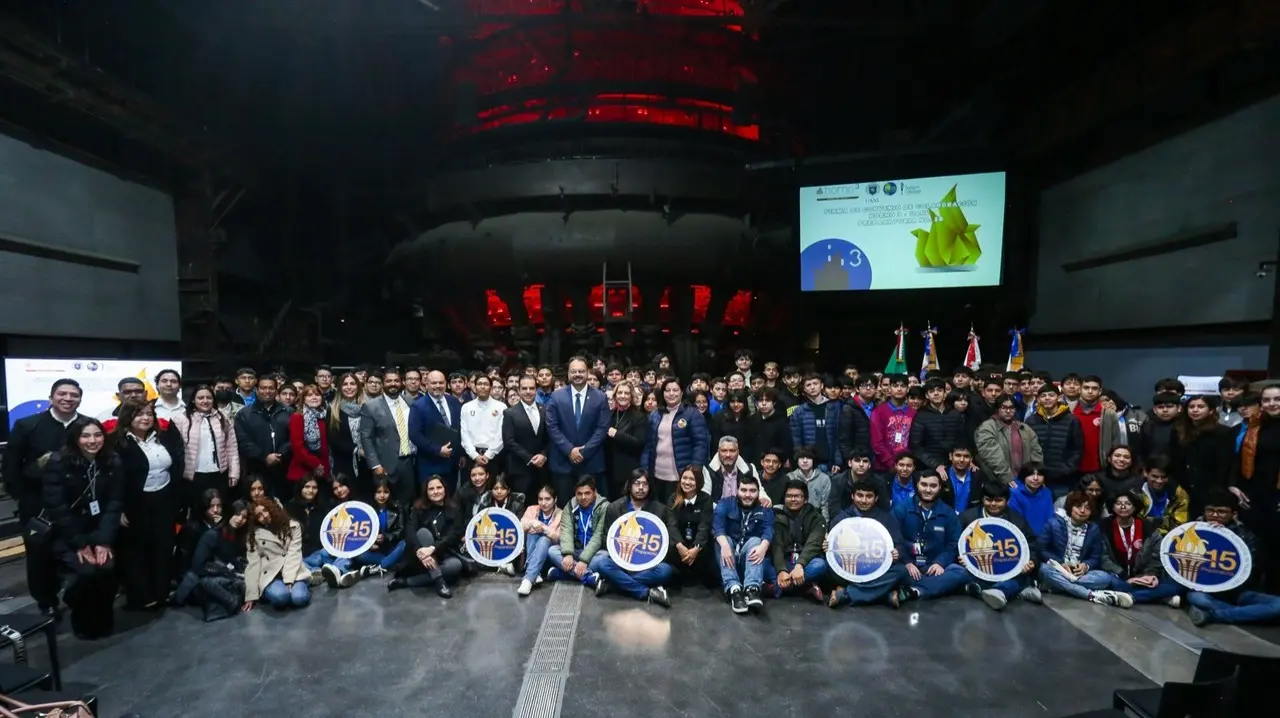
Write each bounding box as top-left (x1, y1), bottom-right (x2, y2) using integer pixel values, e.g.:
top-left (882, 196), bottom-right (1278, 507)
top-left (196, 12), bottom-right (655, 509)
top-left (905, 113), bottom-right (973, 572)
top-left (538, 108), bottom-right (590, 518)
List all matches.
top-left (0, 132), bottom-right (179, 342)
top-left (1033, 93), bottom-right (1280, 334)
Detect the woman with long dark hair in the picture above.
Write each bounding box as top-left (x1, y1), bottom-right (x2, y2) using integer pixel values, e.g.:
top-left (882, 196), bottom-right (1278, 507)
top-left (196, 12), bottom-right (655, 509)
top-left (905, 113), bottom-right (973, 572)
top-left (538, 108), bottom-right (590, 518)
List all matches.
top-left (351, 477), bottom-right (406, 577)
top-left (668, 465), bottom-right (715, 587)
top-left (389, 475), bottom-right (467, 597)
top-left (517, 485), bottom-right (560, 596)
top-left (172, 385), bottom-right (240, 511)
top-left (243, 497), bottom-right (311, 610)
top-left (712, 389), bottom-right (751, 461)
top-left (1172, 395), bottom-right (1233, 517)
top-left (606, 380), bottom-right (648, 499)
top-left (42, 417), bottom-right (124, 639)
top-left (639, 379), bottom-right (709, 503)
top-left (328, 372), bottom-right (369, 497)
top-left (111, 401), bottom-right (185, 611)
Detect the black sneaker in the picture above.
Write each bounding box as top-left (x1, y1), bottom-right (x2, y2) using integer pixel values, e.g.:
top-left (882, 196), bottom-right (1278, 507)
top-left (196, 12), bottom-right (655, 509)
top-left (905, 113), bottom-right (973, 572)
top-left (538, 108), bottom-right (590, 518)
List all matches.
top-left (744, 586), bottom-right (764, 612)
top-left (595, 576), bottom-right (610, 598)
top-left (647, 586), bottom-right (671, 608)
top-left (963, 582), bottom-right (981, 599)
top-left (729, 588), bottom-right (748, 614)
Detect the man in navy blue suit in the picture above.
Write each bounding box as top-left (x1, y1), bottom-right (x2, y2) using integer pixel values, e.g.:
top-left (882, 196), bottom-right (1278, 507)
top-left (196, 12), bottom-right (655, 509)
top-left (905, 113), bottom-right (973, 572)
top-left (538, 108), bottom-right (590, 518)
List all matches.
top-left (545, 356), bottom-right (611, 504)
top-left (409, 370), bottom-right (465, 491)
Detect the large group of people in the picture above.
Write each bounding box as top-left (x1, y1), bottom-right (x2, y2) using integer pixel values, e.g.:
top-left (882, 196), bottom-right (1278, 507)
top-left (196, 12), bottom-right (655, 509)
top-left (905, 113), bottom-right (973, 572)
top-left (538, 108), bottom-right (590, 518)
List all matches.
top-left (4, 352), bottom-right (1279, 637)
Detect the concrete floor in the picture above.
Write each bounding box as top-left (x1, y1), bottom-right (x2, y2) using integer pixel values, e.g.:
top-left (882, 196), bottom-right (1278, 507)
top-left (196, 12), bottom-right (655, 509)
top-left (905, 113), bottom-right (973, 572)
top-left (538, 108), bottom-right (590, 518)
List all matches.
top-left (0, 561), bottom-right (1278, 718)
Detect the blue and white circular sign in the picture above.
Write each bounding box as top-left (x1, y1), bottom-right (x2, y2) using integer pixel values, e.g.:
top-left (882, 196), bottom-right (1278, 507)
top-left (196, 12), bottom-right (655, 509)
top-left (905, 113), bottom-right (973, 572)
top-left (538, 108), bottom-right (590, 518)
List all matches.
top-left (320, 501), bottom-right (380, 559)
top-left (465, 507), bottom-right (525, 568)
top-left (826, 517), bottom-right (894, 584)
top-left (606, 511), bottom-right (670, 572)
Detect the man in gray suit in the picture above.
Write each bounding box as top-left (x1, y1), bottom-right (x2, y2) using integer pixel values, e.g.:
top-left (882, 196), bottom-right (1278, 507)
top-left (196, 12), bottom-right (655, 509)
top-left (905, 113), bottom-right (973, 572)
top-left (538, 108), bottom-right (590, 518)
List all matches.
top-left (360, 369), bottom-right (417, 506)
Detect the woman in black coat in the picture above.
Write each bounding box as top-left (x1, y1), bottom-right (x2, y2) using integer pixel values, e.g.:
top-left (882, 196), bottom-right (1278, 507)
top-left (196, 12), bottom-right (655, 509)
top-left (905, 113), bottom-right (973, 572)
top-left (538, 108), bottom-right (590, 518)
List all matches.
top-left (712, 390), bottom-right (752, 461)
top-left (607, 382), bottom-right (649, 499)
top-left (327, 374), bottom-right (371, 499)
top-left (111, 401), bottom-right (185, 611)
top-left (388, 475), bottom-right (467, 597)
top-left (42, 417), bottom-right (125, 639)
top-left (1173, 396), bottom-right (1234, 518)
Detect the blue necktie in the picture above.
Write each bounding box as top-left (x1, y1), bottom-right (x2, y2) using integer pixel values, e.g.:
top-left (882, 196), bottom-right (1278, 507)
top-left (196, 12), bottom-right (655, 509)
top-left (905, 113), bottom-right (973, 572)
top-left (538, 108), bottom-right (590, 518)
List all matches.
top-left (574, 392), bottom-right (582, 427)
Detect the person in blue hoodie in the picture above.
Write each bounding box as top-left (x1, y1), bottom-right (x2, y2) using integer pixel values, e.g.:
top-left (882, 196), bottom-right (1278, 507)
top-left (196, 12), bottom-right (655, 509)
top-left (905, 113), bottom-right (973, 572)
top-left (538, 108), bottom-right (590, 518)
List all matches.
top-left (1035, 491), bottom-right (1133, 608)
top-left (712, 474), bottom-right (774, 616)
top-left (826, 479), bottom-right (910, 609)
top-left (1008, 462), bottom-right (1056, 539)
top-left (894, 473), bottom-right (967, 602)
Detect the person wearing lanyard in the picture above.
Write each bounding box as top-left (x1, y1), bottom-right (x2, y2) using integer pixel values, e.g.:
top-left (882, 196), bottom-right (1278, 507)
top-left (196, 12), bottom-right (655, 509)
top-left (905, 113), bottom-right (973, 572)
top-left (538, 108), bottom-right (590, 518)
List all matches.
top-left (763, 479), bottom-right (828, 603)
top-left (592, 471), bottom-right (677, 607)
top-left (546, 476), bottom-right (609, 588)
top-left (958, 482), bottom-right (1042, 610)
top-left (1100, 491), bottom-right (1183, 606)
top-left (826, 479), bottom-right (911, 609)
top-left (892, 473), bottom-right (966, 603)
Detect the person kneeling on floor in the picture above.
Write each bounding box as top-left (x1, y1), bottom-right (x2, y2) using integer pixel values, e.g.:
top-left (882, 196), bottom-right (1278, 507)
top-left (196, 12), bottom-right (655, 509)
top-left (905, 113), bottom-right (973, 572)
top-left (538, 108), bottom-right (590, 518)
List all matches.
top-left (764, 479), bottom-right (828, 603)
top-left (593, 470), bottom-right (676, 607)
top-left (958, 481), bottom-right (1041, 610)
top-left (1035, 490), bottom-right (1133, 608)
top-left (546, 476), bottom-right (610, 588)
top-left (1186, 489), bottom-right (1280, 627)
top-left (713, 473), bottom-right (773, 615)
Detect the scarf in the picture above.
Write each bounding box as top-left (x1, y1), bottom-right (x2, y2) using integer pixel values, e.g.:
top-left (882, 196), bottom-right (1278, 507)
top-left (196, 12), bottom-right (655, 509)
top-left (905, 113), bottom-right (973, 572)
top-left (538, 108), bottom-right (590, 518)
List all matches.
top-left (1110, 518), bottom-right (1144, 572)
top-left (302, 406), bottom-right (324, 452)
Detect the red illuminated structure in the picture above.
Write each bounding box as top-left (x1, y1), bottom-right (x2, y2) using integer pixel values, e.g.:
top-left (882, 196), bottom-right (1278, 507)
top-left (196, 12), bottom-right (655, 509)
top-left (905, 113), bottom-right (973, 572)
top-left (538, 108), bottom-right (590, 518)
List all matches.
top-left (446, 0), bottom-right (760, 141)
top-left (486, 284), bottom-right (753, 328)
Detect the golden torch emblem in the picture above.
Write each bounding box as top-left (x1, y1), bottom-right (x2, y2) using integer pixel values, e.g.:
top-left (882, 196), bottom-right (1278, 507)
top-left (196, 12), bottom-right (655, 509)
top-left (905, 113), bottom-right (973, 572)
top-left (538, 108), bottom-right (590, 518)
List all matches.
top-left (473, 512), bottom-right (499, 561)
top-left (613, 514), bottom-right (645, 564)
top-left (832, 525), bottom-right (866, 574)
top-left (327, 505), bottom-right (354, 551)
top-left (1170, 525), bottom-right (1209, 582)
top-left (966, 523), bottom-right (998, 574)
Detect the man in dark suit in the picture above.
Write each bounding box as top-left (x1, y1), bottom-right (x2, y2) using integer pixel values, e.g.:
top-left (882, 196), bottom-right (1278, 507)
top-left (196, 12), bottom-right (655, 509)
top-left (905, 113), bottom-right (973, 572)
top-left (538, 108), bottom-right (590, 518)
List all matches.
top-left (409, 369), bottom-right (464, 491)
top-left (359, 369), bottom-right (417, 507)
top-left (545, 356), bottom-right (611, 503)
top-left (502, 375), bottom-right (550, 497)
top-left (3, 378), bottom-right (84, 618)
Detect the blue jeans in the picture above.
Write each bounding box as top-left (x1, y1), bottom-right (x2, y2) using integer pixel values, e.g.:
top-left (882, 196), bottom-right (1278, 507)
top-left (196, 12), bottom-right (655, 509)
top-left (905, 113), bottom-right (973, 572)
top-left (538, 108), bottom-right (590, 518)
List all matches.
top-left (594, 555), bottom-right (676, 600)
top-left (971, 573), bottom-right (1031, 599)
top-left (1109, 576), bottom-right (1183, 604)
top-left (763, 557), bottom-right (829, 595)
top-left (838, 564), bottom-right (908, 605)
top-left (714, 537), bottom-right (766, 592)
top-left (1187, 590), bottom-right (1280, 625)
top-left (304, 549), bottom-right (351, 573)
top-left (353, 541), bottom-right (406, 571)
top-left (545, 545), bottom-right (605, 586)
top-left (1037, 564), bottom-right (1113, 600)
top-left (523, 535), bottom-right (554, 583)
top-left (907, 563), bottom-right (972, 600)
top-left (262, 578), bottom-right (310, 609)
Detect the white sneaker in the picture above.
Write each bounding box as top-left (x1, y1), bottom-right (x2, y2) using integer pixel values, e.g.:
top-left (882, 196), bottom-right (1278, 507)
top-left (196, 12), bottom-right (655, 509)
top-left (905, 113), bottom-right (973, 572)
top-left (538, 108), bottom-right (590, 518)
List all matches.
top-left (498, 564), bottom-right (517, 577)
top-left (321, 564), bottom-right (340, 588)
top-left (535, 575), bottom-right (544, 585)
top-left (517, 580), bottom-right (533, 596)
top-left (337, 571), bottom-right (360, 588)
top-left (1112, 591), bottom-right (1134, 609)
top-left (1016, 586), bottom-right (1043, 604)
top-left (1165, 595), bottom-right (1181, 609)
top-left (1089, 591), bottom-right (1116, 606)
top-left (980, 589), bottom-right (1008, 611)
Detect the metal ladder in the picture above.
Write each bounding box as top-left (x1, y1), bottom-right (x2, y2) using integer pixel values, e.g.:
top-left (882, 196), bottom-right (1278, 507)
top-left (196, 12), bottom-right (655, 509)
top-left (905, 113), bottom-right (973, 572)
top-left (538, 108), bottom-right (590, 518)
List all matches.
top-left (601, 261), bottom-right (633, 323)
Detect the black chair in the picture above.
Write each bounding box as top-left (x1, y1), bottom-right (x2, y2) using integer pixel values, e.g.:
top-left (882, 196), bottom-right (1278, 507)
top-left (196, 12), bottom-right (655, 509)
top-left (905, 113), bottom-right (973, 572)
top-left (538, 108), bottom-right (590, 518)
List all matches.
top-left (0, 611), bottom-right (62, 689)
top-left (1064, 668), bottom-right (1238, 718)
top-left (1114, 648), bottom-right (1279, 717)
top-left (0, 664), bottom-right (54, 694)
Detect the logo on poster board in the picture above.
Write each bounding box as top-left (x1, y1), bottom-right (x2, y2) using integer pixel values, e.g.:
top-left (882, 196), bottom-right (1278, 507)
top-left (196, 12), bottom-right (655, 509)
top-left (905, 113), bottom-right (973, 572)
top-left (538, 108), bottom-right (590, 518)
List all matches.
top-left (320, 501), bottom-right (379, 558)
top-left (825, 517), bottom-right (894, 584)
top-left (957, 517), bottom-right (1030, 583)
top-left (465, 508), bottom-right (525, 567)
top-left (1160, 522), bottom-right (1251, 593)
top-left (606, 511), bottom-right (669, 572)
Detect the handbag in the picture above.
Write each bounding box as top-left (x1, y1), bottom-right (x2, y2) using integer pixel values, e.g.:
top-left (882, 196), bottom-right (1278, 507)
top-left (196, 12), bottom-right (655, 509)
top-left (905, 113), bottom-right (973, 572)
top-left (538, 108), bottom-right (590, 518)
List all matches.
top-left (0, 694), bottom-right (93, 718)
top-left (24, 468), bottom-right (97, 553)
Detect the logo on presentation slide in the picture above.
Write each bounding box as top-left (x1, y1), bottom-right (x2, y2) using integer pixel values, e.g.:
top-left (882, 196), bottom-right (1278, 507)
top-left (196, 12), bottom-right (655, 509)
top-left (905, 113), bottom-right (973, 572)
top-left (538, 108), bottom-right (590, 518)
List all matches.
top-left (319, 501), bottom-right (379, 558)
top-left (607, 511), bottom-right (670, 572)
top-left (957, 517), bottom-right (1030, 583)
top-left (1159, 522), bottom-right (1251, 593)
top-left (866, 184), bottom-right (878, 195)
top-left (800, 239), bottom-right (873, 291)
top-left (826, 517), bottom-right (894, 584)
top-left (465, 508), bottom-right (525, 567)
top-left (882, 182), bottom-right (897, 195)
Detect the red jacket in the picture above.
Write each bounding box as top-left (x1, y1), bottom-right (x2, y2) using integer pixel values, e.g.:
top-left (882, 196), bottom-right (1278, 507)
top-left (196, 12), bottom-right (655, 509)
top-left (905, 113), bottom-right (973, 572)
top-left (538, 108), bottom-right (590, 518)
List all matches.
top-left (287, 411), bottom-right (331, 482)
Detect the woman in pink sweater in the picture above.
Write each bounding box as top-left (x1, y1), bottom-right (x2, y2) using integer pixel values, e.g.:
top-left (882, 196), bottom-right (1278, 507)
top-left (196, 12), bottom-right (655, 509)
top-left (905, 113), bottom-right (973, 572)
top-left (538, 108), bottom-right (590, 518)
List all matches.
top-left (517, 486), bottom-right (562, 596)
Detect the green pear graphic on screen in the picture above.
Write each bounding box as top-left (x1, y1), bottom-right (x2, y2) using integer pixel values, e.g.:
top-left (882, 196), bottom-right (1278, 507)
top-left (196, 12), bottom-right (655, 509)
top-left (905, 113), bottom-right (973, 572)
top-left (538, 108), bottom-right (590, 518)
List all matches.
top-left (911, 184), bottom-right (982, 268)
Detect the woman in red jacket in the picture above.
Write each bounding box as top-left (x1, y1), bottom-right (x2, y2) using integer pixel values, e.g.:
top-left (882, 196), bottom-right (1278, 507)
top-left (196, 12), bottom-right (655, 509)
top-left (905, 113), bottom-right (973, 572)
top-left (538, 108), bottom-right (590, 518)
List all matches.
top-left (288, 385), bottom-right (331, 489)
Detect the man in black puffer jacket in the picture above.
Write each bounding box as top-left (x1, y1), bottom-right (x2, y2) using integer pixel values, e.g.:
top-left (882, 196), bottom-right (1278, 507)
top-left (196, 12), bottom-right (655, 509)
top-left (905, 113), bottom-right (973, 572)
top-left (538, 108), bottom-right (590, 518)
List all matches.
top-left (1025, 385), bottom-right (1083, 497)
top-left (909, 379), bottom-right (966, 476)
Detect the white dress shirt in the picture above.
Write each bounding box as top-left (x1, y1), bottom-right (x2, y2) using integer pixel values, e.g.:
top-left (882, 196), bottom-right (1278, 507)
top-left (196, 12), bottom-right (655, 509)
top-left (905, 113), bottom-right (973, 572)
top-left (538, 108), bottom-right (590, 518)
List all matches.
top-left (131, 433), bottom-right (173, 493)
top-left (195, 414), bottom-right (221, 474)
top-left (154, 398), bottom-right (186, 422)
top-left (522, 400), bottom-right (540, 434)
top-left (383, 394), bottom-right (414, 456)
top-left (570, 386), bottom-right (589, 424)
top-left (461, 397), bottom-right (505, 459)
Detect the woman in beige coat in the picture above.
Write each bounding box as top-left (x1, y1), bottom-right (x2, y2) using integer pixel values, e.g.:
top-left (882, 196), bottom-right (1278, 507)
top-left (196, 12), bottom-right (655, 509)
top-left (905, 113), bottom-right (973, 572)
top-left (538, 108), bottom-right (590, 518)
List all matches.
top-left (243, 497), bottom-right (311, 611)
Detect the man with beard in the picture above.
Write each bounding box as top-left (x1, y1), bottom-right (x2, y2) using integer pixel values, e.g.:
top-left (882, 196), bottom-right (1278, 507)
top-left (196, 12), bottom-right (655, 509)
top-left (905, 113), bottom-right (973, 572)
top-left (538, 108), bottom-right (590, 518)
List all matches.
top-left (592, 470), bottom-right (677, 607)
top-left (713, 474), bottom-right (774, 615)
top-left (359, 369), bottom-right (417, 506)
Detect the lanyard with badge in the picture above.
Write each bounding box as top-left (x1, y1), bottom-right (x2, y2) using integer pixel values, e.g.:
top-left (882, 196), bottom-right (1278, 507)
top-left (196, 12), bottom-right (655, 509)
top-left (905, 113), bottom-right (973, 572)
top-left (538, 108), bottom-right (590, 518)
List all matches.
top-left (1117, 523), bottom-right (1138, 565)
top-left (913, 507), bottom-right (933, 566)
top-left (84, 462), bottom-right (101, 516)
top-left (576, 508), bottom-right (591, 541)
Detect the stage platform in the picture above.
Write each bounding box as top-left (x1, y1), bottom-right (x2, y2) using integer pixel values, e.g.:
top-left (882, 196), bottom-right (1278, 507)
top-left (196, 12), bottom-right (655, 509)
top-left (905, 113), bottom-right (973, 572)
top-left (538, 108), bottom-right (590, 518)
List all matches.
top-left (0, 563), bottom-right (1278, 718)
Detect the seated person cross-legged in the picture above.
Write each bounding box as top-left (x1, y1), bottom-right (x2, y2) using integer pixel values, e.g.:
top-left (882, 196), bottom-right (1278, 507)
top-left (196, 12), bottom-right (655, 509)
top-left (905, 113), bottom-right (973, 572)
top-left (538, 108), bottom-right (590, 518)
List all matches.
top-left (388, 475), bottom-right (468, 598)
top-left (546, 475), bottom-right (610, 588)
top-left (957, 481), bottom-right (1041, 610)
top-left (1100, 490), bottom-right (1183, 606)
top-left (350, 478), bottom-right (407, 578)
top-left (712, 474), bottom-right (774, 615)
top-left (1186, 489), bottom-right (1280, 627)
top-left (763, 479), bottom-right (828, 603)
top-left (895, 473), bottom-right (969, 603)
top-left (826, 479), bottom-right (910, 609)
top-left (593, 470), bottom-right (677, 608)
top-left (1035, 490), bottom-right (1133, 608)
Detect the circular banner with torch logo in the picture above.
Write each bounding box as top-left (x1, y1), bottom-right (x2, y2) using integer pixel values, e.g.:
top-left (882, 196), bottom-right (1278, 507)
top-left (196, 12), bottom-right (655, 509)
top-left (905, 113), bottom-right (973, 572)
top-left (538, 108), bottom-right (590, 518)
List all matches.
top-left (606, 511), bottom-right (670, 572)
top-left (956, 517), bottom-right (1030, 583)
top-left (825, 517), bottom-right (894, 584)
top-left (1159, 521), bottom-right (1252, 593)
top-left (319, 501), bottom-right (380, 559)
top-left (465, 507), bottom-right (525, 568)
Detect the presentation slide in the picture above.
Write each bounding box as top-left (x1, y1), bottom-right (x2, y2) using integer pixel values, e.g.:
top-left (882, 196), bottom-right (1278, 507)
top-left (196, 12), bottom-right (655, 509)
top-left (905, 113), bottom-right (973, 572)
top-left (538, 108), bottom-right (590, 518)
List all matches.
top-left (799, 171), bottom-right (1006, 291)
top-left (4, 357), bottom-right (182, 429)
